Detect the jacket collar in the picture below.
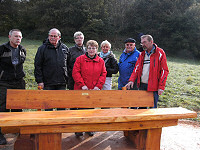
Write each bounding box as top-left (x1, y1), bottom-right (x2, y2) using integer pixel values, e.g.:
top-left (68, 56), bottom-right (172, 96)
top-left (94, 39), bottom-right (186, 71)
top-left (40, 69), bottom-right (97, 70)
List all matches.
top-left (44, 39), bottom-right (61, 48)
top-left (3, 41), bottom-right (23, 51)
top-left (75, 44), bottom-right (85, 50)
top-left (85, 53), bottom-right (99, 62)
top-left (146, 45), bottom-right (155, 57)
top-left (123, 47), bottom-right (137, 55)
top-left (153, 43), bottom-right (158, 53)
top-left (142, 43), bottom-right (158, 54)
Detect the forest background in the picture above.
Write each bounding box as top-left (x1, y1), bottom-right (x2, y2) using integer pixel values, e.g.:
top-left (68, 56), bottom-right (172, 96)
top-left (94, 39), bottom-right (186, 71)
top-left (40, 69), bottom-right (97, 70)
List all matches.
top-left (0, 0), bottom-right (199, 120)
top-left (1, 0), bottom-right (200, 59)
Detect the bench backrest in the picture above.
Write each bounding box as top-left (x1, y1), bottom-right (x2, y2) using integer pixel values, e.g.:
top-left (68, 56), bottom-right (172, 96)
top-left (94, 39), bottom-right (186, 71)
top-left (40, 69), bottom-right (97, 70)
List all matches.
top-left (6, 89), bottom-right (154, 109)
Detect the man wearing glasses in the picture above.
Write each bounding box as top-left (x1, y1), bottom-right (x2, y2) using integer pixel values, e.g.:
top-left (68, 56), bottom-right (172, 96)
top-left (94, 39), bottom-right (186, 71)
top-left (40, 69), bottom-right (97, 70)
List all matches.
top-left (125, 35), bottom-right (169, 108)
top-left (34, 28), bottom-right (69, 110)
top-left (118, 38), bottom-right (140, 90)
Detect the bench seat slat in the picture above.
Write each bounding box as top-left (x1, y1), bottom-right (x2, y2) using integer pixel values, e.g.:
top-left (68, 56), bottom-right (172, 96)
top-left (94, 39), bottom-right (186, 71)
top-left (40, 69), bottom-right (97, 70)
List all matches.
top-left (0, 108), bottom-right (196, 127)
top-left (20, 119), bottom-right (178, 134)
top-left (6, 89), bottom-right (154, 109)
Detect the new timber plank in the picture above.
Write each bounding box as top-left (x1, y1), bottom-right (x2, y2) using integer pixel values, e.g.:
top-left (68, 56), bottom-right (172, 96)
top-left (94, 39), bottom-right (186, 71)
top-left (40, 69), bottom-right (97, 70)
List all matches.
top-left (0, 108), bottom-right (196, 127)
top-left (20, 119), bottom-right (178, 134)
top-left (6, 89), bottom-right (154, 109)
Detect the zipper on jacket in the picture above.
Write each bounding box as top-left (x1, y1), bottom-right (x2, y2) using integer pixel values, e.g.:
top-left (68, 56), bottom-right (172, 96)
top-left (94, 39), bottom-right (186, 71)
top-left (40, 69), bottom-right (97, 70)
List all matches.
top-left (56, 47), bottom-right (59, 83)
top-left (0, 70), bottom-right (4, 79)
top-left (10, 48), bottom-right (17, 78)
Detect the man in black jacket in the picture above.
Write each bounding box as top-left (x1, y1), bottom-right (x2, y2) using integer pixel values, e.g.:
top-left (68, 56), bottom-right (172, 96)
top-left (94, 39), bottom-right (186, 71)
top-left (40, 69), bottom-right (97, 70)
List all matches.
top-left (68, 31), bottom-right (86, 90)
top-left (68, 31), bottom-right (94, 137)
top-left (34, 28), bottom-right (69, 110)
top-left (0, 29), bottom-right (26, 145)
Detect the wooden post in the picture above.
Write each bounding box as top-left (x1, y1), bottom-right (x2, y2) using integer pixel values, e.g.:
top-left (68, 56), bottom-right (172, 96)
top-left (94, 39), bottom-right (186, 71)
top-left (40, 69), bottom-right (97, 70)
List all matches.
top-left (122, 86), bottom-right (129, 137)
top-left (123, 130), bottom-right (139, 147)
top-left (14, 134), bottom-right (35, 150)
top-left (37, 86), bottom-right (43, 111)
top-left (138, 128), bottom-right (162, 150)
top-left (122, 86), bottom-right (127, 90)
top-left (122, 86), bottom-right (140, 148)
top-left (35, 133), bottom-right (62, 150)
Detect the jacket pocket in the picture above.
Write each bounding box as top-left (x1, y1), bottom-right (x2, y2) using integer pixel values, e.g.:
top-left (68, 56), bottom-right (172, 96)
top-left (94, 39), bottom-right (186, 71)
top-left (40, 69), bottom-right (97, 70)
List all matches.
top-left (20, 50), bottom-right (26, 63)
top-left (128, 60), bottom-right (136, 65)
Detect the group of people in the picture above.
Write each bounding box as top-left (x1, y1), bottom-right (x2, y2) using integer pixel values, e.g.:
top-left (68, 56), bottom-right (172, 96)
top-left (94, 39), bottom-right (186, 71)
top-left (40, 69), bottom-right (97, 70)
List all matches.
top-left (0, 28), bottom-right (169, 144)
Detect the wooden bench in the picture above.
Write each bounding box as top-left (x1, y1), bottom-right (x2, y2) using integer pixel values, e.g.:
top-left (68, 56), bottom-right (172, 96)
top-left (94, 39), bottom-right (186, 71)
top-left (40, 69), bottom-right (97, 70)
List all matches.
top-left (0, 89), bottom-right (197, 150)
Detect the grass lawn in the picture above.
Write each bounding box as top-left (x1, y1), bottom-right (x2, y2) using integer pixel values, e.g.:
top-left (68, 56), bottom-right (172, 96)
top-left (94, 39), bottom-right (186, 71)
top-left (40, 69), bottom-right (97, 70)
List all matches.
top-left (0, 37), bottom-right (199, 121)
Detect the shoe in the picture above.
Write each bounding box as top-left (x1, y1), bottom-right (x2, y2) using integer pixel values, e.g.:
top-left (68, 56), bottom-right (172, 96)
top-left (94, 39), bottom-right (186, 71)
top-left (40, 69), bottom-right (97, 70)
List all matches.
top-left (0, 133), bottom-right (7, 145)
top-left (75, 132), bottom-right (83, 137)
top-left (86, 132), bottom-right (94, 136)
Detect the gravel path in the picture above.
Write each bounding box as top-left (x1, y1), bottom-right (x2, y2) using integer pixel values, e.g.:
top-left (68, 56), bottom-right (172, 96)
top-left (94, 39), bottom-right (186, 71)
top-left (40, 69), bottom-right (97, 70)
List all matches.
top-left (160, 121), bottom-right (200, 150)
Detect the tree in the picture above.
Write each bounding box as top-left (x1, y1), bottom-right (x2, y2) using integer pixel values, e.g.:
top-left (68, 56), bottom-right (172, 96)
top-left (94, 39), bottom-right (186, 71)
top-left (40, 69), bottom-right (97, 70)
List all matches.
top-left (122, 0), bottom-right (200, 58)
top-left (0, 0), bottom-right (20, 35)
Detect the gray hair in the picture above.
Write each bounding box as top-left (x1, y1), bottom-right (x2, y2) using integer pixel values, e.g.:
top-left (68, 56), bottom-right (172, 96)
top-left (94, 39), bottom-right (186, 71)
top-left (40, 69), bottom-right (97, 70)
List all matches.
top-left (74, 31), bottom-right (84, 39)
top-left (9, 29), bottom-right (21, 36)
top-left (48, 28), bottom-right (61, 36)
top-left (101, 40), bottom-right (111, 49)
top-left (141, 34), bottom-right (154, 42)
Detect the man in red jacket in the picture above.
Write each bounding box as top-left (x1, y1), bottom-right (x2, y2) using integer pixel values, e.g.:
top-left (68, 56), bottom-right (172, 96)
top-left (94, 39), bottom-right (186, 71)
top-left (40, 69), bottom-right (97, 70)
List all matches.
top-left (125, 35), bottom-right (169, 108)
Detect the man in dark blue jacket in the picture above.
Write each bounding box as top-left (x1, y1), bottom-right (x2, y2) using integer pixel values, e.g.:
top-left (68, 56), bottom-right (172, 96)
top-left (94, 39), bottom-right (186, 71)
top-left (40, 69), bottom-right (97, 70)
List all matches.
top-left (0, 29), bottom-right (26, 145)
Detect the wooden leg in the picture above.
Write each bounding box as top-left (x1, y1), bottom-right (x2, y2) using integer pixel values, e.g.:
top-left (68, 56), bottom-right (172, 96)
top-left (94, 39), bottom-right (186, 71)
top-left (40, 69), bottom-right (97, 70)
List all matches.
top-left (124, 130), bottom-right (139, 148)
top-left (123, 131), bottom-right (129, 137)
top-left (138, 128), bottom-right (162, 150)
top-left (14, 134), bottom-right (35, 150)
top-left (35, 133), bottom-right (62, 150)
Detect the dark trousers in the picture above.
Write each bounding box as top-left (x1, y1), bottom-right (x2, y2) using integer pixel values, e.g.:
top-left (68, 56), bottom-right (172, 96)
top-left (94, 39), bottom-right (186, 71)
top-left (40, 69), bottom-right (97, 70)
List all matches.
top-left (0, 78), bottom-right (25, 134)
top-left (44, 84), bottom-right (66, 111)
top-left (139, 83), bottom-right (159, 108)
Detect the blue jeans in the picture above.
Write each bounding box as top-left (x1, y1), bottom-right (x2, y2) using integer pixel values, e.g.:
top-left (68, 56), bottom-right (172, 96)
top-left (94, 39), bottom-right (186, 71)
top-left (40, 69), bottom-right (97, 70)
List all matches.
top-left (139, 83), bottom-right (159, 108)
top-left (152, 91), bottom-right (159, 108)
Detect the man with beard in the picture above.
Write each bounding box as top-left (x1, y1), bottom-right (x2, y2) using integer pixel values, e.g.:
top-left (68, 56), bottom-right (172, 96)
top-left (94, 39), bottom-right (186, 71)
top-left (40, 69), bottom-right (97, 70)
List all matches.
top-left (125, 35), bottom-right (169, 108)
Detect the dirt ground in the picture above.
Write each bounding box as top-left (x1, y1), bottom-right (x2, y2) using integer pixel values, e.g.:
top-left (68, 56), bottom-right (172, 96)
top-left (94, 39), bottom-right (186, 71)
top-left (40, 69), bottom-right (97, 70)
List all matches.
top-left (160, 120), bottom-right (200, 150)
top-left (0, 120), bottom-right (199, 150)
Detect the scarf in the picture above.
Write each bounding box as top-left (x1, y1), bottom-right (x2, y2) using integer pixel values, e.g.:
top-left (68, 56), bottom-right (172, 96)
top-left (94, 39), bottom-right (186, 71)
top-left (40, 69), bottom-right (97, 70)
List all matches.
top-left (99, 51), bottom-right (111, 58)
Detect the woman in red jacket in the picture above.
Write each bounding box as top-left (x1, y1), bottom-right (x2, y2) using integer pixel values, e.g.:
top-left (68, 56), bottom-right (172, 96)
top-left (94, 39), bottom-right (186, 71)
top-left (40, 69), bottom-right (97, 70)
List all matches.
top-left (72, 40), bottom-right (107, 90)
top-left (72, 40), bottom-right (107, 137)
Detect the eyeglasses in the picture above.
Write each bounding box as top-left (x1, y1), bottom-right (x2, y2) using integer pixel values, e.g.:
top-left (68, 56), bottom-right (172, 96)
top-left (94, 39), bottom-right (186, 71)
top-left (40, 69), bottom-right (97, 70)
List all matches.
top-left (49, 35), bottom-right (59, 38)
top-left (126, 44), bottom-right (133, 46)
top-left (75, 37), bottom-right (84, 40)
top-left (87, 47), bottom-right (97, 50)
top-left (140, 41), bottom-right (148, 45)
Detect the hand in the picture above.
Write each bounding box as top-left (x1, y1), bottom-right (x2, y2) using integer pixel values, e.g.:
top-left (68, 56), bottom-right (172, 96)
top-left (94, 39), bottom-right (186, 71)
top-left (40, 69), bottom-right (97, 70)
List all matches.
top-left (82, 85), bottom-right (88, 90)
top-left (158, 89), bottom-right (164, 95)
top-left (125, 81), bottom-right (134, 90)
top-left (38, 83), bottom-right (44, 89)
top-left (93, 86), bottom-right (100, 90)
